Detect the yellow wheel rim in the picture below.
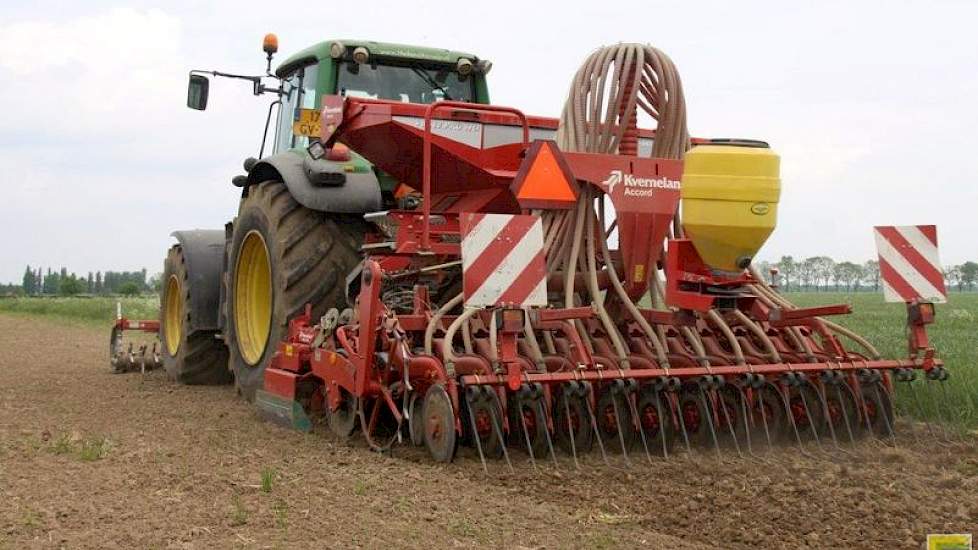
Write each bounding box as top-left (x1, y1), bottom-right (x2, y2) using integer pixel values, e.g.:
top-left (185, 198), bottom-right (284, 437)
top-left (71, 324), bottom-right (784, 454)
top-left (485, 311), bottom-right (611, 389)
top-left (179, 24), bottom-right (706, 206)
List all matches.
top-left (234, 230), bottom-right (272, 365)
top-left (163, 275), bottom-right (182, 356)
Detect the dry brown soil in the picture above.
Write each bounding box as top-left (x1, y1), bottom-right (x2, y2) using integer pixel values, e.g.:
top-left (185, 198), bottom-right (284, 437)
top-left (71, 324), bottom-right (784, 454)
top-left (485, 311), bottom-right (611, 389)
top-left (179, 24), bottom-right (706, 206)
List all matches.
top-left (1, 314), bottom-right (976, 549)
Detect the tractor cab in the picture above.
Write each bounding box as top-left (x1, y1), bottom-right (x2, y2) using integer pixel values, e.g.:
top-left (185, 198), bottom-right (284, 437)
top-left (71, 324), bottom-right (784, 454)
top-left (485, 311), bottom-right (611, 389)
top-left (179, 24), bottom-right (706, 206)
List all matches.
top-left (270, 40), bottom-right (492, 154)
top-left (186, 37), bottom-right (492, 198)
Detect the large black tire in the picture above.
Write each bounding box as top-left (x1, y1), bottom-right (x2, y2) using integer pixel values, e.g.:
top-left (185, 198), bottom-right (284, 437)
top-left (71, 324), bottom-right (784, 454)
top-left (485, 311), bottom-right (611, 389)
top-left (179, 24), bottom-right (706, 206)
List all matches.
top-left (226, 180), bottom-right (365, 401)
top-left (160, 245), bottom-right (232, 384)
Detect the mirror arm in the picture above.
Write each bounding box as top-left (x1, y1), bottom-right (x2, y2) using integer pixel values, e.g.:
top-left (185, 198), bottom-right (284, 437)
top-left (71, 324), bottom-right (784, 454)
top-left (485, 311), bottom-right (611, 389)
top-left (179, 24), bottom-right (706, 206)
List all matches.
top-left (256, 83), bottom-right (284, 96)
top-left (191, 68), bottom-right (260, 83)
top-left (259, 99), bottom-right (283, 160)
top-left (190, 69), bottom-right (282, 97)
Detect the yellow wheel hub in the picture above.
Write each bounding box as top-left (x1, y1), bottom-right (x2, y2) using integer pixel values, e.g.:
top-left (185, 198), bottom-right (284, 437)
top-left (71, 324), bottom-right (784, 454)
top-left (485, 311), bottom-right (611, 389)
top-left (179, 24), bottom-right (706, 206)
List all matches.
top-left (234, 230), bottom-right (272, 365)
top-left (163, 275), bottom-right (183, 356)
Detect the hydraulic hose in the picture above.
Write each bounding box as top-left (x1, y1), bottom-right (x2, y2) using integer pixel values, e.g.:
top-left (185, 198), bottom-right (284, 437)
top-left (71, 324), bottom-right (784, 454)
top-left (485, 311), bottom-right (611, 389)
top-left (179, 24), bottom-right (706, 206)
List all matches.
top-left (425, 292), bottom-right (463, 355)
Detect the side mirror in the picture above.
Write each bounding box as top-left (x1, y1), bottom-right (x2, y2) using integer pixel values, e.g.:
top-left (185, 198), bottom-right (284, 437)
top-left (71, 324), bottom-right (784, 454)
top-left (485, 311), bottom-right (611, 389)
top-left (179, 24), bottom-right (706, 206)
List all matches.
top-left (187, 74), bottom-right (209, 110)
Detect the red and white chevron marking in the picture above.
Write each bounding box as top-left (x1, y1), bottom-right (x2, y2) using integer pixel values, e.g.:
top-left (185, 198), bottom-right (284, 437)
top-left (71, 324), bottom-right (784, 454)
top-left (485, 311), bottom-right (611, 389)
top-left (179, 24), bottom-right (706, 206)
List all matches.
top-left (459, 213), bottom-right (547, 308)
top-left (873, 225), bottom-right (947, 303)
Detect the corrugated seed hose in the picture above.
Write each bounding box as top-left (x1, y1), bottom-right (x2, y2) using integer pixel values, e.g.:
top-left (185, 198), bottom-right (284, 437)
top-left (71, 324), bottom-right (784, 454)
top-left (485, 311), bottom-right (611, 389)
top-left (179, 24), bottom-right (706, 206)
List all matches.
top-left (749, 267), bottom-right (881, 359)
top-left (547, 43), bottom-right (691, 369)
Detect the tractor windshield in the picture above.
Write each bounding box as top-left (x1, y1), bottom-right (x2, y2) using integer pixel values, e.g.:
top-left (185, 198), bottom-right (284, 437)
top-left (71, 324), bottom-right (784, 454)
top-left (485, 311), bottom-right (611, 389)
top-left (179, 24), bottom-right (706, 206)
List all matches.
top-left (274, 63), bottom-right (319, 152)
top-left (336, 61), bottom-right (475, 104)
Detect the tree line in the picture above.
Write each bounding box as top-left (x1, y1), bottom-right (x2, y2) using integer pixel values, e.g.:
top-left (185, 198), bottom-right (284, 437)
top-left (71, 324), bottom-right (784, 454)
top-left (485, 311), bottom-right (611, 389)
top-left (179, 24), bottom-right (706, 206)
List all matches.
top-left (755, 257), bottom-right (978, 292)
top-left (16, 266), bottom-right (153, 296)
top-left (3, 257), bottom-right (977, 297)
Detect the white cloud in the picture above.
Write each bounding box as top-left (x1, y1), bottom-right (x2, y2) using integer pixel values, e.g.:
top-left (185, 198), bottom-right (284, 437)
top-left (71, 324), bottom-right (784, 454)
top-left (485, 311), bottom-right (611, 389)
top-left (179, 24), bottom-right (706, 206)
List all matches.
top-left (0, 8), bottom-right (184, 139)
top-left (0, 0), bottom-right (976, 284)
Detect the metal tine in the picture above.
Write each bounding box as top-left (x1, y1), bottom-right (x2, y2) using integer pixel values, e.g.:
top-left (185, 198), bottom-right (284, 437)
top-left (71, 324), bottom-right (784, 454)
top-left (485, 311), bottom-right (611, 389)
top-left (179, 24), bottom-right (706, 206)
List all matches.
top-left (737, 384), bottom-right (780, 468)
top-left (516, 392), bottom-right (540, 472)
top-left (487, 389), bottom-right (515, 474)
top-left (938, 380), bottom-right (966, 444)
top-left (851, 377), bottom-right (876, 438)
top-left (756, 386), bottom-right (776, 453)
top-left (671, 390), bottom-right (694, 458)
top-left (697, 385), bottom-right (723, 463)
top-left (716, 386), bottom-right (743, 459)
top-left (609, 384), bottom-right (633, 467)
top-left (904, 379), bottom-right (930, 444)
top-left (737, 390), bottom-right (754, 456)
top-left (834, 382), bottom-right (858, 446)
top-left (812, 379), bottom-right (848, 455)
top-left (740, 389), bottom-right (776, 467)
top-left (653, 389), bottom-right (671, 460)
top-left (797, 380), bottom-right (827, 454)
top-left (625, 383), bottom-right (655, 465)
top-left (735, 385), bottom-right (761, 460)
top-left (533, 393), bottom-right (560, 471)
top-left (906, 378), bottom-right (946, 447)
top-left (923, 378), bottom-right (956, 444)
top-left (583, 383), bottom-right (612, 467)
top-left (464, 388), bottom-right (489, 475)
top-left (773, 382), bottom-right (816, 460)
top-left (854, 375), bottom-right (893, 448)
top-left (872, 382), bottom-right (897, 443)
top-left (561, 389), bottom-right (581, 470)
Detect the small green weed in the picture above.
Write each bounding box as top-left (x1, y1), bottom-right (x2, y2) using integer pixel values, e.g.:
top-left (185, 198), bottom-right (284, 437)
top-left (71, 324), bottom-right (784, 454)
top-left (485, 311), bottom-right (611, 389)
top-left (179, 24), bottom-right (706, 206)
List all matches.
top-left (447, 517), bottom-right (477, 538)
top-left (49, 433), bottom-right (74, 455)
top-left (353, 479), bottom-right (368, 496)
top-left (260, 467), bottom-right (275, 493)
top-left (21, 508), bottom-right (42, 530)
top-left (230, 495), bottom-right (249, 527)
top-left (273, 500), bottom-right (288, 528)
top-left (77, 436), bottom-right (111, 461)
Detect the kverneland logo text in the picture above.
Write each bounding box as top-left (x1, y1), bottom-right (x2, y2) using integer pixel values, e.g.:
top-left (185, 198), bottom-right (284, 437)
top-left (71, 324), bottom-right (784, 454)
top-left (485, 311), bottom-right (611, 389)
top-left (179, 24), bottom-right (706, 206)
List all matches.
top-left (601, 170), bottom-right (681, 196)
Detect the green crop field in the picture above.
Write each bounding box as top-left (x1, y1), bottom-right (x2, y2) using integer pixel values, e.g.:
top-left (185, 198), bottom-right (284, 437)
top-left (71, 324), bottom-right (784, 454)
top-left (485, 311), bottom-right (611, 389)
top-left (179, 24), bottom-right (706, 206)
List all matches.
top-left (0, 296), bottom-right (158, 326)
top-left (787, 292), bottom-right (978, 430)
top-left (1, 292), bottom-right (975, 428)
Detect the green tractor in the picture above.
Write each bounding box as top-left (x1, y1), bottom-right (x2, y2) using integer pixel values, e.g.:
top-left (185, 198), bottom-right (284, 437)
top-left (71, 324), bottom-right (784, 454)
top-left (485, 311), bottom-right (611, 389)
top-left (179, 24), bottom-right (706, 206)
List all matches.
top-left (162, 35), bottom-right (493, 399)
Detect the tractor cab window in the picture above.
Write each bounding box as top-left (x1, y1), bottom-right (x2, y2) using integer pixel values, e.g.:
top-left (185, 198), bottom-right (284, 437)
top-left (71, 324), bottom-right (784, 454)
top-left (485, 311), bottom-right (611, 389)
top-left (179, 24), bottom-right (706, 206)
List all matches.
top-left (273, 63), bottom-right (319, 152)
top-left (336, 61), bottom-right (474, 104)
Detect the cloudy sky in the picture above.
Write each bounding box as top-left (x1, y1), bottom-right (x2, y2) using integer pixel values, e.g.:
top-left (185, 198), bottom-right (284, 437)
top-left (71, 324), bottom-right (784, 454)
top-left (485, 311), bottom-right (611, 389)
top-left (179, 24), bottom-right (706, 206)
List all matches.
top-left (2, 0), bottom-right (976, 284)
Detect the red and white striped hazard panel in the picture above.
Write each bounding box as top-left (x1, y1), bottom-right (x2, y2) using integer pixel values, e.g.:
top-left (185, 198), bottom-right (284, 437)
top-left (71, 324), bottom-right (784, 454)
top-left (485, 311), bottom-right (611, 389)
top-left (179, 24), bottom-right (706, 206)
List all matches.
top-left (873, 225), bottom-right (947, 304)
top-left (459, 213), bottom-right (547, 308)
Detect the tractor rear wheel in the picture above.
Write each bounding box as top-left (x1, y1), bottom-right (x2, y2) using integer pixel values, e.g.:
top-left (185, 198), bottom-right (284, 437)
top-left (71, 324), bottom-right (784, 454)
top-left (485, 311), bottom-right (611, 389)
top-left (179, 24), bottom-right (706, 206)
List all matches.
top-left (226, 180), bottom-right (365, 401)
top-left (160, 244), bottom-right (232, 384)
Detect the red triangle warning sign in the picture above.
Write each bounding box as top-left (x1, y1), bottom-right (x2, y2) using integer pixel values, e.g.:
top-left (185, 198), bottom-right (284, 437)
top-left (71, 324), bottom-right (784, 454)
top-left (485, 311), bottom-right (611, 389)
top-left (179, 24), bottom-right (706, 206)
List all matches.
top-left (510, 140), bottom-right (579, 209)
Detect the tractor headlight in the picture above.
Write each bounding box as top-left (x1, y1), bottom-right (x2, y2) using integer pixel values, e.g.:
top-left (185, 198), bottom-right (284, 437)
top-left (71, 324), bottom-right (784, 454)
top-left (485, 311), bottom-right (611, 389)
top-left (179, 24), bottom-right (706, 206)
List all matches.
top-left (307, 141), bottom-right (326, 161)
top-left (457, 58), bottom-right (473, 76)
top-left (329, 42), bottom-right (345, 59)
top-left (353, 46), bottom-right (369, 65)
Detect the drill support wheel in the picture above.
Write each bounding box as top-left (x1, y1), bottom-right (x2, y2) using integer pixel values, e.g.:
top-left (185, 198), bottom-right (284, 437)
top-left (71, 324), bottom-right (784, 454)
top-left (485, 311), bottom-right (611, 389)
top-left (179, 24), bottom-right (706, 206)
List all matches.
top-left (423, 384), bottom-right (457, 463)
top-left (328, 390), bottom-right (359, 439)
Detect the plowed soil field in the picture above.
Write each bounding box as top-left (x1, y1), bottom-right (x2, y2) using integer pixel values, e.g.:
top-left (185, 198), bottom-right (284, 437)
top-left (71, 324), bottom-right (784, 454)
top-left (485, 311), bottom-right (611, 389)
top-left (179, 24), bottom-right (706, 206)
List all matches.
top-left (1, 315), bottom-right (975, 549)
